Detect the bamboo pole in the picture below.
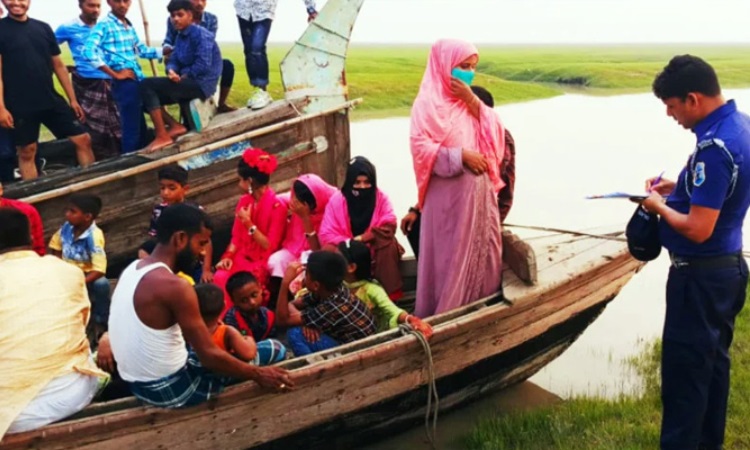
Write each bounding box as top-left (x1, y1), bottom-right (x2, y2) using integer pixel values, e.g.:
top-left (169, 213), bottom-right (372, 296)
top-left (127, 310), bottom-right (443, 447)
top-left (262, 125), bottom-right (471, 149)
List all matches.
top-left (22, 99), bottom-right (363, 205)
top-left (138, 0), bottom-right (158, 77)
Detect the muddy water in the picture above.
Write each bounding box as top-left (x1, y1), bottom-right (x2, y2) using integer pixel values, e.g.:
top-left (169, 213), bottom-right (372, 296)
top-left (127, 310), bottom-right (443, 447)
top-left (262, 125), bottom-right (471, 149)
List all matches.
top-left (354, 90), bottom-right (750, 449)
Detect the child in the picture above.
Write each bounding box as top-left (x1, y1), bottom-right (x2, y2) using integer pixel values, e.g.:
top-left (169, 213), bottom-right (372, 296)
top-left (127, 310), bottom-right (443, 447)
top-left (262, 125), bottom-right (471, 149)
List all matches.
top-left (147, 164), bottom-right (213, 283)
top-left (275, 251), bottom-right (376, 356)
top-left (82, 0), bottom-right (163, 154)
top-left (223, 271), bottom-right (276, 342)
top-left (338, 240), bottom-right (432, 338)
top-left (49, 193), bottom-right (110, 333)
top-left (196, 283), bottom-right (286, 366)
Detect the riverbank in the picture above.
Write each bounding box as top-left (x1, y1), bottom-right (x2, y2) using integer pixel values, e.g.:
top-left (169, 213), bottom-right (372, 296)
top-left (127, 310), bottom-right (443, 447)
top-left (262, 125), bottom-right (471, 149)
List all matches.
top-left (464, 285), bottom-right (750, 450)
top-left (221, 44), bottom-right (750, 120)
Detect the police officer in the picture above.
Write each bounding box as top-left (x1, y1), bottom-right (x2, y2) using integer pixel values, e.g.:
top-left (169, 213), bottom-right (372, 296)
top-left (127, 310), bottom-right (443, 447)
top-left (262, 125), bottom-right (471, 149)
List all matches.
top-left (642, 55), bottom-right (750, 450)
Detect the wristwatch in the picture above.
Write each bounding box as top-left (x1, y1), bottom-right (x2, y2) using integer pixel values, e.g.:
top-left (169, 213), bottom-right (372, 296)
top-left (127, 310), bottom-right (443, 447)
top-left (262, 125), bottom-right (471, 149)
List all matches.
top-left (248, 225), bottom-right (258, 235)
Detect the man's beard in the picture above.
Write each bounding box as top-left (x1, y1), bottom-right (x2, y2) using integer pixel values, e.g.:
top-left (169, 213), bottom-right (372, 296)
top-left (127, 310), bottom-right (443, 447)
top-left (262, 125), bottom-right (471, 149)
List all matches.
top-left (175, 246), bottom-right (198, 275)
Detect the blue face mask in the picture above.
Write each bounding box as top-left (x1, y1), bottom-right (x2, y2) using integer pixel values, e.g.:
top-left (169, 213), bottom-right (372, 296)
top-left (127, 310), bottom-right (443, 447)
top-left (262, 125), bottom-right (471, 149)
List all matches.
top-left (451, 67), bottom-right (475, 86)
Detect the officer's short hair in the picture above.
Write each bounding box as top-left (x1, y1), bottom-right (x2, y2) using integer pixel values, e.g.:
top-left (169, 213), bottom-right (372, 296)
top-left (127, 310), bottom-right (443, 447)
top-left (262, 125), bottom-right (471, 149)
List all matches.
top-left (652, 55), bottom-right (721, 101)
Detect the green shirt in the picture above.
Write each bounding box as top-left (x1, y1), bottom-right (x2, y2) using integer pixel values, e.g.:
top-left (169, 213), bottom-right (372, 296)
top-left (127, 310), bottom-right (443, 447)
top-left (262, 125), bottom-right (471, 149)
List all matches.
top-left (346, 280), bottom-right (405, 333)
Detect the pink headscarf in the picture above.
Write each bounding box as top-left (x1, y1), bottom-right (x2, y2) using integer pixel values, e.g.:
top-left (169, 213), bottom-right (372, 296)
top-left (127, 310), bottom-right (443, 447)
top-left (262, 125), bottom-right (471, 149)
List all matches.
top-left (410, 39), bottom-right (505, 208)
top-left (280, 174), bottom-right (338, 257)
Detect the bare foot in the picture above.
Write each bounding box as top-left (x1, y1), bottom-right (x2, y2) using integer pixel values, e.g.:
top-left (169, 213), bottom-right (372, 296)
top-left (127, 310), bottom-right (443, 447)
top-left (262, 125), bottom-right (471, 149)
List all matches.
top-left (167, 123), bottom-right (188, 139)
top-left (218, 103), bottom-right (238, 114)
top-left (144, 135), bottom-right (174, 153)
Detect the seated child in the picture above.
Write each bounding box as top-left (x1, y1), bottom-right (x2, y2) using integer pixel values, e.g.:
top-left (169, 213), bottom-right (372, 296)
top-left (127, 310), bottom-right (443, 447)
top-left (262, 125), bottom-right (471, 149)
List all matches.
top-left (338, 240), bottom-right (432, 338)
top-left (196, 284), bottom-right (286, 366)
top-left (146, 164), bottom-right (213, 283)
top-left (223, 271), bottom-right (277, 341)
top-left (275, 251), bottom-right (376, 357)
top-left (49, 194), bottom-right (110, 333)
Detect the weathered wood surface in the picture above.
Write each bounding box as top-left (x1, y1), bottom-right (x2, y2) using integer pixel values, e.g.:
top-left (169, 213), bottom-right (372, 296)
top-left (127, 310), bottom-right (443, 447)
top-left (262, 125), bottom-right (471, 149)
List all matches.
top-left (9, 105), bottom-right (350, 272)
top-left (0, 231), bottom-right (644, 450)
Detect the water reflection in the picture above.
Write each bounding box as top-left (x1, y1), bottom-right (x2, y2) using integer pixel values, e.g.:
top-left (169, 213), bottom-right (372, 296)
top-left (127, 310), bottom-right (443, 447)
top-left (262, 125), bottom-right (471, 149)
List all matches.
top-left (354, 90), bottom-right (750, 449)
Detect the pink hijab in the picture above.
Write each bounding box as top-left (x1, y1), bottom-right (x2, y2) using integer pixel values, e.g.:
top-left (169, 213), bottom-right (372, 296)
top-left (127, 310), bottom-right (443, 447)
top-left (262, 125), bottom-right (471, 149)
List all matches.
top-left (280, 174), bottom-right (338, 257)
top-left (410, 39), bottom-right (505, 208)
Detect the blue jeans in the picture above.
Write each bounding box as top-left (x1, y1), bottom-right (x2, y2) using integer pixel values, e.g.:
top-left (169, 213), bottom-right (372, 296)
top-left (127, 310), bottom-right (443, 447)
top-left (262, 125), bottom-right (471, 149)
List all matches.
top-left (87, 277), bottom-right (111, 326)
top-left (660, 258), bottom-right (748, 450)
top-left (111, 79), bottom-right (147, 154)
top-left (286, 327), bottom-right (339, 357)
top-left (237, 17), bottom-right (272, 88)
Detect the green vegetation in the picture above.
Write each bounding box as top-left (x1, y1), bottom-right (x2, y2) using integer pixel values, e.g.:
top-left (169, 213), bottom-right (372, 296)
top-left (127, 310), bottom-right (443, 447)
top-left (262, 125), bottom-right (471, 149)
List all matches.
top-left (55, 44), bottom-right (750, 122)
top-left (463, 286), bottom-right (750, 450)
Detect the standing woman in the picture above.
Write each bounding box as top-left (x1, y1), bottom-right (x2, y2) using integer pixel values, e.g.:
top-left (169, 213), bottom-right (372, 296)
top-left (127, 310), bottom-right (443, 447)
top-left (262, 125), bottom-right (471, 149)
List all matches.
top-left (411, 39), bottom-right (505, 317)
top-left (319, 157), bottom-right (404, 300)
top-left (215, 148), bottom-right (287, 309)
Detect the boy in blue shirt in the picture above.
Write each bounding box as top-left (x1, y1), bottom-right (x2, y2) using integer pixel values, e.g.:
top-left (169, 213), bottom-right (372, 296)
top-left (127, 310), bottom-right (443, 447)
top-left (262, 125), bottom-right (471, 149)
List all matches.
top-left (56, 0), bottom-right (122, 159)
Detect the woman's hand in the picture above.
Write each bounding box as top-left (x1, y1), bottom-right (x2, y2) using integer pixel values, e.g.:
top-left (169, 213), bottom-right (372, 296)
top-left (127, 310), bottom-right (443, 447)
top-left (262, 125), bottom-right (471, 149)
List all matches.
top-left (289, 197), bottom-right (311, 219)
top-left (237, 206), bottom-right (253, 228)
top-left (462, 149), bottom-right (488, 175)
top-left (450, 77), bottom-right (475, 104)
top-left (400, 210), bottom-right (419, 235)
top-left (406, 315), bottom-right (434, 341)
top-left (645, 177), bottom-right (676, 197)
top-left (216, 258), bottom-right (233, 271)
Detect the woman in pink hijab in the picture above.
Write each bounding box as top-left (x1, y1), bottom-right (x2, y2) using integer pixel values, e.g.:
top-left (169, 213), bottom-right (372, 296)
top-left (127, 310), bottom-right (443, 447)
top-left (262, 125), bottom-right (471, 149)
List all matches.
top-left (411, 39), bottom-right (505, 317)
top-left (267, 174), bottom-right (337, 301)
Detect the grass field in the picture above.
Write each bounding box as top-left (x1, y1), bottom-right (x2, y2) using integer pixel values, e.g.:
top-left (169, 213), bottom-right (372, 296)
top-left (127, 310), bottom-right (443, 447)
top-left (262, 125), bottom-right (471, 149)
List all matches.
top-left (463, 284), bottom-right (750, 450)
top-left (56, 44), bottom-right (750, 122)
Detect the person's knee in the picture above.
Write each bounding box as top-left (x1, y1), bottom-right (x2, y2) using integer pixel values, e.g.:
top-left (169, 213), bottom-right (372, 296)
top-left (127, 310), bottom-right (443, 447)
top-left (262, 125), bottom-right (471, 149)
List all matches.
top-left (16, 144), bottom-right (37, 161)
top-left (223, 59), bottom-right (235, 71)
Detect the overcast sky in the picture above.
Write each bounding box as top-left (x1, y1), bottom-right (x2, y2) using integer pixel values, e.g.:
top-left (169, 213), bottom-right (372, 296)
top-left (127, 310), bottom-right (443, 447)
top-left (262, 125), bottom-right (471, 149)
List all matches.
top-left (32, 0), bottom-right (750, 45)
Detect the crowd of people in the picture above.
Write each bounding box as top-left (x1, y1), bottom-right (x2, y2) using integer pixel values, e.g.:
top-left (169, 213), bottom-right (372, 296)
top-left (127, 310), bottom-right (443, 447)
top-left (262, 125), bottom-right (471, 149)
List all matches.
top-left (0, 0), bottom-right (317, 181)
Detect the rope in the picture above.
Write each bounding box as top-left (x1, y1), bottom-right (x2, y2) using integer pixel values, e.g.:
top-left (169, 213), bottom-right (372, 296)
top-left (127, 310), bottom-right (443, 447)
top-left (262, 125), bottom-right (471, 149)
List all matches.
top-left (504, 223), bottom-right (750, 258)
top-left (399, 323), bottom-right (439, 449)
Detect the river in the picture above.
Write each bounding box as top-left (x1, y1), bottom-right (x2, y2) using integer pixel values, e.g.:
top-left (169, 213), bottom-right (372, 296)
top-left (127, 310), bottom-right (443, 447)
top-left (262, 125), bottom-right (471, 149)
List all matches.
top-left (354, 90), bottom-right (750, 449)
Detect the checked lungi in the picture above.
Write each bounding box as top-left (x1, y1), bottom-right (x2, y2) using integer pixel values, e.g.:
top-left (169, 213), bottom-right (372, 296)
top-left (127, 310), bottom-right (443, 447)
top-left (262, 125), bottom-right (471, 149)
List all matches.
top-left (72, 72), bottom-right (122, 159)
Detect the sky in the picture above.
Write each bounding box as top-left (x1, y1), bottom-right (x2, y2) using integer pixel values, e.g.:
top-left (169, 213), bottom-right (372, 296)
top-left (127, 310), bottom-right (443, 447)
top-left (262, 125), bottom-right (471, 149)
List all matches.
top-left (29, 0), bottom-right (750, 45)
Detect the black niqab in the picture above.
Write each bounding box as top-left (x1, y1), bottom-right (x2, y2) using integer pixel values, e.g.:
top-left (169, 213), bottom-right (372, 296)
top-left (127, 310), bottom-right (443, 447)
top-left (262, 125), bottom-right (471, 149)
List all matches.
top-left (343, 157), bottom-right (377, 237)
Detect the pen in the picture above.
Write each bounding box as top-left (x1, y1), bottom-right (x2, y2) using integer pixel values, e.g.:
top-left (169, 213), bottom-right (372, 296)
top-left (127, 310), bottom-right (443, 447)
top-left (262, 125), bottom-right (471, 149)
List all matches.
top-left (649, 170), bottom-right (665, 193)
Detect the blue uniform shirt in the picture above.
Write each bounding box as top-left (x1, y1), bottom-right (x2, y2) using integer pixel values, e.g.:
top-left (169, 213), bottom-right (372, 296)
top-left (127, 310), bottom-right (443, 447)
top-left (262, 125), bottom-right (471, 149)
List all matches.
top-left (660, 100), bottom-right (750, 256)
top-left (55, 18), bottom-right (109, 80)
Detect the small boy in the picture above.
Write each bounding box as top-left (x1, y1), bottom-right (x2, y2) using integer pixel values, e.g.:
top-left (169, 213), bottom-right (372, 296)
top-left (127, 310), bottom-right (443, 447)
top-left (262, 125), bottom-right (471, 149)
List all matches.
top-left (224, 271), bottom-right (276, 342)
top-left (196, 283), bottom-right (286, 366)
top-left (49, 193), bottom-right (109, 333)
top-left (147, 164), bottom-right (213, 283)
top-left (275, 251), bottom-right (376, 356)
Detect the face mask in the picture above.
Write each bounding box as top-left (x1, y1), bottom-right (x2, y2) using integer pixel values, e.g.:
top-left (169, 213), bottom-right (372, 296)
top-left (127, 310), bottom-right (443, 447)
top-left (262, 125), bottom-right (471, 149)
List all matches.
top-left (451, 67), bottom-right (475, 86)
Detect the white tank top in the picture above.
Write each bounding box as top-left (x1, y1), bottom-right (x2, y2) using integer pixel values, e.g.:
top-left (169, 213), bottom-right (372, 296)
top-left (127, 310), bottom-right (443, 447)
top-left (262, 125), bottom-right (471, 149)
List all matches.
top-left (108, 261), bottom-right (188, 382)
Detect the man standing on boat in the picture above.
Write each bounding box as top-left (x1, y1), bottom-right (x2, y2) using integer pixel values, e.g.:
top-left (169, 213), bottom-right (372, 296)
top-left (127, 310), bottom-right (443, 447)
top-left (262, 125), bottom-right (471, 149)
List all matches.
top-left (56, 0), bottom-right (122, 159)
top-left (0, 0), bottom-right (96, 180)
top-left (642, 55), bottom-right (750, 450)
top-left (234, 0), bottom-right (317, 110)
top-left (106, 204), bottom-right (292, 408)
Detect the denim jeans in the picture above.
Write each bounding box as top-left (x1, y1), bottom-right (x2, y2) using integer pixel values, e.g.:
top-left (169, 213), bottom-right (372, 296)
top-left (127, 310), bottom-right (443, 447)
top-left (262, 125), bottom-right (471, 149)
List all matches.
top-left (237, 17), bottom-right (273, 88)
top-left (87, 277), bottom-right (111, 326)
top-left (111, 79), bottom-right (147, 154)
top-left (286, 327), bottom-right (339, 357)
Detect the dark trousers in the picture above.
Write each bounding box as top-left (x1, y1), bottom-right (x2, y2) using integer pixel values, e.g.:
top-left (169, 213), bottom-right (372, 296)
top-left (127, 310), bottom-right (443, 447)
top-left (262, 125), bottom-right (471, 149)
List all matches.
top-left (221, 59), bottom-right (235, 89)
top-left (111, 79), bottom-right (147, 154)
top-left (0, 127), bottom-right (15, 182)
top-left (237, 16), bottom-right (272, 88)
top-left (87, 277), bottom-right (111, 326)
top-left (139, 77), bottom-right (204, 112)
top-left (660, 256), bottom-right (748, 450)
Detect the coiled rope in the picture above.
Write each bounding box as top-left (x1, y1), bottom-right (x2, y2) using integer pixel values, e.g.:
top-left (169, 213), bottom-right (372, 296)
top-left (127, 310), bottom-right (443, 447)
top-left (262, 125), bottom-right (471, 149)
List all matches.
top-left (399, 323), bottom-right (439, 449)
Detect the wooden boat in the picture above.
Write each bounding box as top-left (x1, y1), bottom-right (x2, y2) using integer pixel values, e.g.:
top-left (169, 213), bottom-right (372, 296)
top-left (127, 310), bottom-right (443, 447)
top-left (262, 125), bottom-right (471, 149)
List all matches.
top-left (3, 0), bottom-right (364, 273)
top-left (0, 229), bottom-right (644, 449)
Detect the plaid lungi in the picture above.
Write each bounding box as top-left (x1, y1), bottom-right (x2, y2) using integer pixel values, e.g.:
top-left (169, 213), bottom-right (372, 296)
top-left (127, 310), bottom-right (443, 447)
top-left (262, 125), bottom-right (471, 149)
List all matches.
top-left (72, 73), bottom-right (122, 140)
top-left (128, 352), bottom-right (230, 409)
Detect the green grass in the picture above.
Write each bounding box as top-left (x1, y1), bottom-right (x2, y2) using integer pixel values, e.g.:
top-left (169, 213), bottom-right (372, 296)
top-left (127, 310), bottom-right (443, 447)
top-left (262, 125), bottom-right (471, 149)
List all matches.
top-left (463, 284), bottom-right (750, 450)
top-left (56, 44), bottom-right (750, 123)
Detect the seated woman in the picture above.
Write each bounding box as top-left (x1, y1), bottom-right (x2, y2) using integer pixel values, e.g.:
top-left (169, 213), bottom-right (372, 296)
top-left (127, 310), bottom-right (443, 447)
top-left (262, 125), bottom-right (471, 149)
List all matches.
top-left (267, 174), bottom-right (337, 305)
top-left (139, 0), bottom-right (223, 152)
top-left (214, 148), bottom-right (286, 311)
top-left (319, 157), bottom-right (404, 300)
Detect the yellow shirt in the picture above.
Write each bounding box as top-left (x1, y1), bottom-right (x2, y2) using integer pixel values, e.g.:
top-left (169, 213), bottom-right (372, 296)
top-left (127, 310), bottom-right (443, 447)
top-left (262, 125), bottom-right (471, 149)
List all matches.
top-left (0, 251), bottom-right (106, 437)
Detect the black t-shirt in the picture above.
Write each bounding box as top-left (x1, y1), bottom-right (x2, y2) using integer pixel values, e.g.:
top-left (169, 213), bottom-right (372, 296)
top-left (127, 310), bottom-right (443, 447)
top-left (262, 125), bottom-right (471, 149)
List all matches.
top-left (0, 17), bottom-right (63, 114)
